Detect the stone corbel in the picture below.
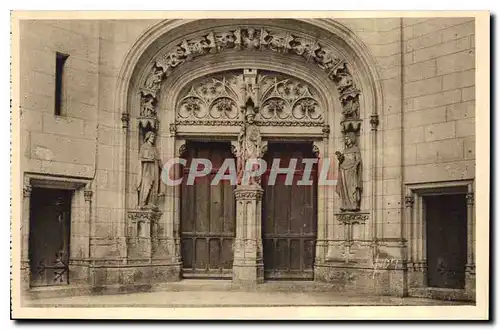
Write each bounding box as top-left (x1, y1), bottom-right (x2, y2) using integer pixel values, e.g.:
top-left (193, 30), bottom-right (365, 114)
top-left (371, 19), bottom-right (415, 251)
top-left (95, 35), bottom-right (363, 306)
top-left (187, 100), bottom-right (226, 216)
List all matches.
top-left (370, 114), bottom-right (380, 131)
top-left (335, 212), bottom-right (370, 225)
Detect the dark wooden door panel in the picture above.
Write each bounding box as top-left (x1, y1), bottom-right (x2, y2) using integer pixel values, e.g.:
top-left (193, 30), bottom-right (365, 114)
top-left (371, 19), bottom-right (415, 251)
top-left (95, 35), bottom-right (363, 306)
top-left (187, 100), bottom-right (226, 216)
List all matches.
top-left (425, 194), bottom-right (467, 289)
top-left (262, 142), bottom-right (317, 280)
top-left (29, 188), bottom-right (72, 287)
top-left (181, 141), bottom-right (236, 278)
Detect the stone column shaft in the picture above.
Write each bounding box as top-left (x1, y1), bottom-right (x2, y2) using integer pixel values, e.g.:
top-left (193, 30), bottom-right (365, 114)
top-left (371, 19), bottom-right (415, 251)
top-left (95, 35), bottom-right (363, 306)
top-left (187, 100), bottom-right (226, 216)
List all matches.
top-left (232, 185), bottom-right (264, 284)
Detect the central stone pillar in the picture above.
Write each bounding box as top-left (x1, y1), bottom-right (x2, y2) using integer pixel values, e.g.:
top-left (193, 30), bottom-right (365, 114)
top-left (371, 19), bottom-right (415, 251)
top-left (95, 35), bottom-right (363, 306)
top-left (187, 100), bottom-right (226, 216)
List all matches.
top-left (232, 185), bottom-right (264, 285)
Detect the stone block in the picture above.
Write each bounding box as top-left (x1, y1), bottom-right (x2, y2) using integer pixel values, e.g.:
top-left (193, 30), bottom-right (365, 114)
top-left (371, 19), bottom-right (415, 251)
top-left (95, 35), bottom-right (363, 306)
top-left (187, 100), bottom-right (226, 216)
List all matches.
top-left (369, 41), bottom-right (401, 57)
top-left (404, 126), bottom-right (424, 143)
top-left (441, 20), bottom-right (475, 42)
top-left (379, 65), bottom-right (401, 80)
top-left (403, 144), bottom-right (417, 165)
top-left (30, 132), bottom-right (96, 165)
top-left (21, 70), bottom-right (55, 97)
top-left (462, 86), bottom-right (475, 101)
top-left (456, 118), bottom-right (475, 137)
top-left (405, 32), bottom-right (443, 53)
top-left (463, 136), bottom-right (475, 160)
top-left (408, 17), bottom-right (474, 40)
top-left (383, 145), bottom-right (402, 167)
top-left (416, 139), bottom-right (464, 164)
top-left (437, 49), bottom-right (475, 75)
top-left (384, 113), bottom-right (402, 130)
top-left (442, 69), bottom-right (475, 91)
top-left (404, 76), bottom-right (442, 98)
top-left (97, 144), bottom-right (116, 171)
top-left (413, 36), bottom-right (470, 63)
top-left (20, 109), bottom-right (43, 132)
top-left (20, 46), bottom-right (55, 76)
top-left (404, 106), bottom-right (447, 127)
top-left (446, 100), bottom-right (475, 120)
top-left (424, 121), bottom-right (456, 142)
top-left (20, 92), bottom-right (53, 113)
top-left (409, 89), bottom-right (462, 112)
top-left (404, 160), bottom-right (475, 183)
top-left (383, 128), bottom-right (402, 147)
top-left (42, 113), bottom-right (87, 137)
top-left (382, 195), bottom-right (402, 209)
top-left (404, 59), bottom-right (436, 82)
top-left (376, 54), bottom-right (401, 69)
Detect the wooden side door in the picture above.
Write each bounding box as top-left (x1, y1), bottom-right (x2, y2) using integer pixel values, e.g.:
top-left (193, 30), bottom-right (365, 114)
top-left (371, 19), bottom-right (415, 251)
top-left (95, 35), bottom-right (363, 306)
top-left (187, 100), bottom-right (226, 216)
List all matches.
top-left (180, 141), bottom-right (236, 278)
top-left (262, 142), bottom-right (317, 280)
top-left (425, 193), bottom-right (467, 289)
top-left (29, 188), bottom-right (72, 287)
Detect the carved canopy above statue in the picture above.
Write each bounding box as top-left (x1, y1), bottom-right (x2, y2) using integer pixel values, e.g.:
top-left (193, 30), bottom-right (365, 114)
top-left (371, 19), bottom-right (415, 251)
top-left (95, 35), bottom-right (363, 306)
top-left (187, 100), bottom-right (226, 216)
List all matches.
top-left (175, 70), bottom-right (324, 127)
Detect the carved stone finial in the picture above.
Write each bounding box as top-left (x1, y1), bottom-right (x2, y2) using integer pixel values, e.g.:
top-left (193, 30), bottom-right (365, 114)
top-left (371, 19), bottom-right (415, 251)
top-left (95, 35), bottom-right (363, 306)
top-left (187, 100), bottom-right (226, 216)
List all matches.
top-left (84, 190), bottom-right (93, 202)
top-left (23, 185), bottom-right (32, 198)
top-left (466, 193), bottom-right (474, 206)
top-left (370, 114), bottom-right (380, 131)
top-left (121, 112), bottom-right (130, 129)
top-left (405, 195), bottom-right (414, 208)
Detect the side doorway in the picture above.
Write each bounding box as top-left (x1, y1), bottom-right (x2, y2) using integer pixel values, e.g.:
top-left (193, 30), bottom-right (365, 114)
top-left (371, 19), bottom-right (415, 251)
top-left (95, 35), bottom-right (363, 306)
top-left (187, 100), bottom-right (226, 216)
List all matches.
top-left (29, 188), bottom-right (72, 287)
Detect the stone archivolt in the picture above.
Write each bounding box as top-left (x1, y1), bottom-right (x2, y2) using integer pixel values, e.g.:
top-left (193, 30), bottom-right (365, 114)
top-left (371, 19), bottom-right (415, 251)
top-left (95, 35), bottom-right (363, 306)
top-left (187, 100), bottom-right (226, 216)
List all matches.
top-left (138, 25), bottom-right (363, 129)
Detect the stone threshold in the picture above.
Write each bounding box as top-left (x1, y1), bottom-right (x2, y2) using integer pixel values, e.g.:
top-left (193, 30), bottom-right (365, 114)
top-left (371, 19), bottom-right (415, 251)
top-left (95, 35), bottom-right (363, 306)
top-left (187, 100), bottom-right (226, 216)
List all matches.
top-left (408, 287), bottom-right (474, 302)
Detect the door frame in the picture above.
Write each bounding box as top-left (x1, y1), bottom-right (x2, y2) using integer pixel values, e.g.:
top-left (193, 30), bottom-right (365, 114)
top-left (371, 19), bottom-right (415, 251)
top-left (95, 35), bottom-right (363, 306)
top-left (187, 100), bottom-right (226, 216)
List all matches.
top-left (172, 134), bottom-right (327, 281)
top-left (22, 173), bottom-right (92, 289)
top-left (404, 180), bottom-right (475, 299)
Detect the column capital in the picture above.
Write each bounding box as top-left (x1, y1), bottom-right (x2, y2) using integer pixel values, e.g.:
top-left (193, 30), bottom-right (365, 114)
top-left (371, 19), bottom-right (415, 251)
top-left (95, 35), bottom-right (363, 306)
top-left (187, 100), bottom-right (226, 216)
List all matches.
top-left (234, 185), bottom-right (263, 201)
top-left (466, 192), bottom-right (474, 206)
top-left (405, 195), bottom-right (414, 208)
top-left (23, 185), bottom-right (32, 198)
top-left (84, 190), bottom-right (93, 202)
top-left (121, 112), bottom-right (130, 129)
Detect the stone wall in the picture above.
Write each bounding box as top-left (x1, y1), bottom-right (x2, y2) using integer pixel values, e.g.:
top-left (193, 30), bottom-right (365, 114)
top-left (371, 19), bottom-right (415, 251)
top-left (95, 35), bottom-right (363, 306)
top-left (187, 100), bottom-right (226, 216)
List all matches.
top-left (402, 17), bottom-right (475, 182)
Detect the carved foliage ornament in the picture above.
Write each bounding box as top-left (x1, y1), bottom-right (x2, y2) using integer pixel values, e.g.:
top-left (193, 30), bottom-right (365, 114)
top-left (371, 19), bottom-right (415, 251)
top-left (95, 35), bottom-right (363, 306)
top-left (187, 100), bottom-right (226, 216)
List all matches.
top-left (138, 26), bottom-right (363, 130)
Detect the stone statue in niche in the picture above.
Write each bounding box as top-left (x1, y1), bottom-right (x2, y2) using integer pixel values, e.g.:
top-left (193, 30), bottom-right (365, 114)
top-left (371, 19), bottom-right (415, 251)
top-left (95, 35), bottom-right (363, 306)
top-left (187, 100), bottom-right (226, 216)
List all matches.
top-left (236, 105), bottom-right (262, 185)
top-left (140, 95), bottom-right (156, 117)
top-left (137, 131), bottom-right (163, 209)
top-left (341, 96), bottom-right (360, 120)
top-left (144, 64), bottom-right (164, 91)
top-left (335, 132), bottom-right (362, 212)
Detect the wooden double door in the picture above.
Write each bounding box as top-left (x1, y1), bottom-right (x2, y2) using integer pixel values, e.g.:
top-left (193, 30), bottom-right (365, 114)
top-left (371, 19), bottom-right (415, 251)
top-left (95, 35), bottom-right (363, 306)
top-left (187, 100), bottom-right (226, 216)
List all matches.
top-left (180, 141), bottom-right (318, 280)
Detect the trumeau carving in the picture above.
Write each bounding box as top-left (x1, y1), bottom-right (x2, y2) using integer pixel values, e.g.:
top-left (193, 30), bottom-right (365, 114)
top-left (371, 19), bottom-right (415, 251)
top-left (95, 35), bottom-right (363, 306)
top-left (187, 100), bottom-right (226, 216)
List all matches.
top-left (236, 108), bottom-right (264, 186)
